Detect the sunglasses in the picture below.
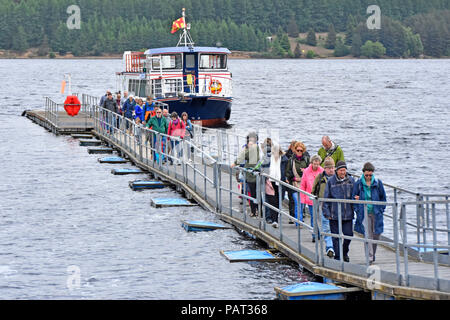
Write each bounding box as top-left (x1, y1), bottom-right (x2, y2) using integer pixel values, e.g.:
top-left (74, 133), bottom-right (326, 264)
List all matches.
top-left (296, 149), bottom-right (303, 152)
top-left (364, 173), bottom-right (373, 177)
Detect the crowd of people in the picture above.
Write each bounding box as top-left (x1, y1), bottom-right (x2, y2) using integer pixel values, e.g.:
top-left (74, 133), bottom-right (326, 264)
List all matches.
top-left (99, 89), bottom-right (387, 264)
top-left (232, 132), bottom-right (387, 264)
top-left (99, 90), bottom-right (194, 164)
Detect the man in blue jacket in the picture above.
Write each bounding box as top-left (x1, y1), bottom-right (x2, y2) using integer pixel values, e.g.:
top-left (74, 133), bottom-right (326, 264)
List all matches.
top-left (353, 162), bottom-right (386, 264)
top-left (323, 161), bottom-right (355, 262)
top-left (122, 95), bottom-right (135, 134)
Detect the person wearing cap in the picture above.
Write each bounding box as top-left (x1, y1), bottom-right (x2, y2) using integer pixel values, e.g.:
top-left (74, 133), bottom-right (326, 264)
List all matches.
top-left (353, 162), bottom-right (387, 264)
top-left (312, 157), bottom-right (336, 258)
top-left (300, 154), bottom-right (324, 242)
top-left (323, 160), bottom-right (355, 262)
top-left (318, 136), bottom-right (345, 167)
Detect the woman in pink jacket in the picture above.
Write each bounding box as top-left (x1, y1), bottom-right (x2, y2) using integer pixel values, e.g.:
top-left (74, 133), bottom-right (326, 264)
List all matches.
top-left (167, 112), bottom-right (186, 165)
top-left (300, 154), bottom-right (324, 242)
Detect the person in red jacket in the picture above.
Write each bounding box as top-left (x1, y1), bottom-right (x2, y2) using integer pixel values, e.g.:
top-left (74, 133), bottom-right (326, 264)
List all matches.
top-left (167, 112), bottom-right (186, 165)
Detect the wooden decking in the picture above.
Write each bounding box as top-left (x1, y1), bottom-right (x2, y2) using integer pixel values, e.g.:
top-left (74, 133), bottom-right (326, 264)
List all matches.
top-left (26, 110), bottom-right (450, 300)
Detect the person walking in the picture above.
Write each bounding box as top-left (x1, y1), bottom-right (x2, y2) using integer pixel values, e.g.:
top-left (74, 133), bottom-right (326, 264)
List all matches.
top-left (134, 98), bottom-right (144, 123)
top-left (300, 154), bottom-right (324, 242)
top-left (143, 96), bottom-right (156, 125)
top-left (101, 92), bottom-right (117, 133)
top-left (322, 160), bottom-right (355, 262)
top-left (265, 143), bottom-right (284, 228)
top-left (181, 112), bottom-right (194, 161)
top-left (230, 132), bottom-right (261, 217)
top-left (122, 95), bottom-right (136, 134)
top-left (311, 157), bottom-right (336, 258)
top-left (146, 107), bottom-right (168, 163)
top-left (284, 141), bottom-right (297, 222)
top-left (318, 136), bottom-right (345, 167)
top-left (353, 162), bottom-right (387, 264)
top-left (285, 141), bottom-right (310, 223)
top-left (167, 112), bottom-right (186, 165)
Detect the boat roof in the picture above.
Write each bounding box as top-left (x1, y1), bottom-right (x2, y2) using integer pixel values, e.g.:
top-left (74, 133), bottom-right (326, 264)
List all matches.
top-left (144, 46), bottom-right (231, 55)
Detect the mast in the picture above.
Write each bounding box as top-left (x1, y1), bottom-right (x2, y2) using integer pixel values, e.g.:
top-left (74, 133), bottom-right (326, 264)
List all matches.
top-left (177, 8), bottom-right (195, 48)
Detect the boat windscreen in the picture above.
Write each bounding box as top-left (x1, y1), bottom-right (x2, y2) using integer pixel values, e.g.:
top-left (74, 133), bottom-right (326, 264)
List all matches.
top-left (152, 54), bottom-right (182, 70)
top-left (199, 54), bottom-right (227, 69)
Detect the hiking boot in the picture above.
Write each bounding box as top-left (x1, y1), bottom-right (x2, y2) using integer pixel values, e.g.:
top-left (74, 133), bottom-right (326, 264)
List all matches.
top-left (272, 222), bottom-right (279, 228)
top-left (344, 256), bottom-right (350, 263)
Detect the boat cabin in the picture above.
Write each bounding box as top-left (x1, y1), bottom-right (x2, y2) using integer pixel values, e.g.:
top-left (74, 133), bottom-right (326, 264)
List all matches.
top-left (118, 47), bottom-right (232, 100)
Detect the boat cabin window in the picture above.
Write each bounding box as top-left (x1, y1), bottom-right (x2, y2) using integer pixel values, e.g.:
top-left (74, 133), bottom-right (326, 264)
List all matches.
top-left (199, 54), bottom-right (227, 69)
top-left (152, 54), bottom-right (182, 70)
top-left (185, 54), bottom-right (196, 69)
top-left (128, 79), bottom-right (147, 97)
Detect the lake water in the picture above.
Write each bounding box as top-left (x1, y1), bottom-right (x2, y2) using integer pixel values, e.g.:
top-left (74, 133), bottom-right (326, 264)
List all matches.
top-left (0, 58), bottom-right (448, 299)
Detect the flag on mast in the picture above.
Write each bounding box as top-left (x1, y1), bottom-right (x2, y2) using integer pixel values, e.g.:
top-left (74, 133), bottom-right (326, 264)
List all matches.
top-left (171, 17), bottom-right (185, 34)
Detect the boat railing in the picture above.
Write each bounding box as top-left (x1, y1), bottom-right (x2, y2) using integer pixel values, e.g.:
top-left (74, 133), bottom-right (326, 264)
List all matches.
top-left (146, 73), bottom-right (232, 98)
top-left (83, 103), bottom-right (450, 295)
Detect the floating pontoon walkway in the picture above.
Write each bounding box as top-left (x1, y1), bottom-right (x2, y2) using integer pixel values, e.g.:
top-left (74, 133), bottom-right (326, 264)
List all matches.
top-left (25, 100), bottom-right (450, 300)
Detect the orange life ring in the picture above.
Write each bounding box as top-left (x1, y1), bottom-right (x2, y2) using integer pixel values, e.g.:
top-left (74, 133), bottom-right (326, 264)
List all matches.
top-left (64, 95), bottom-right (81, 117)
top-left (209, 80), bottom-right (222, 94)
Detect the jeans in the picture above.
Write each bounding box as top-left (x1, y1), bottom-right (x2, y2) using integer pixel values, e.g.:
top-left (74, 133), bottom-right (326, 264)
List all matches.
top-left (330, 219), bottom-right (353, 260)
top-left (293, 193), bottom-right (303, 222)
top-left (322, 215), bottom-right (333, 252)
top-left (170, 140), bottom-right (182, 163)
top-left (307, 205), bottom-right (315, 240)
top-left (153, 135), bottom-right (166, 163)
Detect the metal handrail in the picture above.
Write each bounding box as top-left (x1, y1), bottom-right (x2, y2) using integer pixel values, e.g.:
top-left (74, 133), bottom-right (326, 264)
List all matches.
top-left (81, 97), bottom-right (450, 295)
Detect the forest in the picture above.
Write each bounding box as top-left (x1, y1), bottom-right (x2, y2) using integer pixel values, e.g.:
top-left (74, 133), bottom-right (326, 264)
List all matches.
top-left (0, 0), bottom-right (449, 58)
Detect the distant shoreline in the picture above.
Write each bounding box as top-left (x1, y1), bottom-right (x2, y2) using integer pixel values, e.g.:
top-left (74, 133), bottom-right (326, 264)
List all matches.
top-left (0, 49), bottom-right (448, 60)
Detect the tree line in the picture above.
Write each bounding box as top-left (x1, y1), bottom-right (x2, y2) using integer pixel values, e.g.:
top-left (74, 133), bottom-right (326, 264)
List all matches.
top-left (0, 0), bottom-right (448, 57)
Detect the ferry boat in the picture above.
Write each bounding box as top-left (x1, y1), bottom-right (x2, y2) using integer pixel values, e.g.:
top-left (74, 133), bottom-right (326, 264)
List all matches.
top-left (115, 9), bottom-right (232, 127)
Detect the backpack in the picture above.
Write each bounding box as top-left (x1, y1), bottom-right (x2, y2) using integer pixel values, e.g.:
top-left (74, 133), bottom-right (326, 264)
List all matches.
top-left (312, 172), bottom-right (326, 197)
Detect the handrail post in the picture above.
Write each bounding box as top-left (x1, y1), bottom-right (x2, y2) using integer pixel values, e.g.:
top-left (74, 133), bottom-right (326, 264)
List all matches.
top-left (392, 202), bottom-right (402, 285)
top-left (432, 203), bottom-right (439, 290)
top-left (338, 204), bottom-right (344, 271)
top-left (363, 204), bottom-right (370, 267)
top-left (402, 204), bottom-right (409, 287)
top-left (313, 197), bottom-right (321, 265)
top-left (317, 199), bottom-right (325, 266)
top-left (446, 196), bottom-right (450, 246)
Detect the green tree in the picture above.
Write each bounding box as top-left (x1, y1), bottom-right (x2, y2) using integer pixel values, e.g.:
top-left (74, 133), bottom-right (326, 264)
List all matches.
top-left (351, 32), bottom-right (362, 57)
top-left (306, 29), bottom-right (317, 46)
top-left (11, 25), bottom-right (28, 52)
top-left (361, 40), bottom-right (386, 58)
top-left (287, 16), bottom-right (299, 38)
top-left (325, 24), bottom-right (337, 49)
top-left (279, 33), bottom-right (291, 52)
top-left (334, 37), bottom-right (350, 57)
top-left (294, 42), bottom-right (302, 58)
top-left (306, 50), bottom-right (315, 59)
